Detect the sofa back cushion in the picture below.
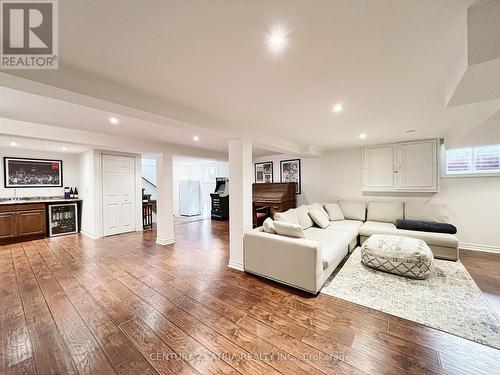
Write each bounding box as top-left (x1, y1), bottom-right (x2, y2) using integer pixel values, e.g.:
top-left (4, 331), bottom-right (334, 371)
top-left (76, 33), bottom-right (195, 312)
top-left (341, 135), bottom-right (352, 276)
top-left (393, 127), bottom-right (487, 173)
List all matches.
top-left (295, 205), bottom-right (314, 229)
top-left (263, 218), bottom-right (276, 234)
top-left (324, 203), bottom-right (345, 221)
top-left (405, 203), bottom-right (450, 223)
top-left (308, 208), bottom-right (330, 229)
top-left (339, 200), bottom-right (366, 221)
top-left (273, 221), bottom-right (306, 238)
top-left (367, 201), bottom-right (403, 223)
top-left (274, 209), bottom-right (299, 225)
top-left (308, 203), bottom-right (329, 219)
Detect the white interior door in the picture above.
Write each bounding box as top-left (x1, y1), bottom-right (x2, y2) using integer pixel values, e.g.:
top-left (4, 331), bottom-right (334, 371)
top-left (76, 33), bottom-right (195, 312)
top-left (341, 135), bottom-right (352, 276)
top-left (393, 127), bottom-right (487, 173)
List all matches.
top-left (102, 155), bottom-right (136, 236)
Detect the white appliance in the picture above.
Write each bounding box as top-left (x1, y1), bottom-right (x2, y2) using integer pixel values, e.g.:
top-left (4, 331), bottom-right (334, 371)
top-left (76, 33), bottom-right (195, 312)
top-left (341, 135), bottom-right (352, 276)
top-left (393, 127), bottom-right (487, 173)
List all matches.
top-left (179, 180), bottom-right (201, 216)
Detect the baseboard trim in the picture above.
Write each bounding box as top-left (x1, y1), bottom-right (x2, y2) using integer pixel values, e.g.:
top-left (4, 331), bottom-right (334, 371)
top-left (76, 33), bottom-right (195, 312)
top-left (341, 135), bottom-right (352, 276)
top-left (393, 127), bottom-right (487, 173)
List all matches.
top-left (459, 242), bottom-right (500, 254)
top-left (228, 259), bottom-right (244, 272)
top-left (156, 237), bottom-right (175, 246)
top-left (80, 231), bottom-right (100, 240)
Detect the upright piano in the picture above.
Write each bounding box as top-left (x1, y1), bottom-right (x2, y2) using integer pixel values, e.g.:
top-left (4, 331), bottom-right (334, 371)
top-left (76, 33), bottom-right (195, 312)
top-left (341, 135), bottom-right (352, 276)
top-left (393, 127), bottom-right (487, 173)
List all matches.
top-left (252, 182), bottom-right (296, 220)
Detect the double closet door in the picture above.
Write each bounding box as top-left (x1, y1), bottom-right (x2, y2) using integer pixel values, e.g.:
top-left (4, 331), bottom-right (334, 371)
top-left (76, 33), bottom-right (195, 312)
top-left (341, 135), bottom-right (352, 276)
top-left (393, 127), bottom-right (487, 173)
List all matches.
top-left (102, 155), bottom-right (136, 236)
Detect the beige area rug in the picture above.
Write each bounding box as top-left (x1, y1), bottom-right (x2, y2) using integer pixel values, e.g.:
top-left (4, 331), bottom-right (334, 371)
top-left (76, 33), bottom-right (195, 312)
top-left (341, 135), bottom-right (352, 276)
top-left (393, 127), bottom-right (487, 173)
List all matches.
top-left (322, 248), bottom-right (500, 349)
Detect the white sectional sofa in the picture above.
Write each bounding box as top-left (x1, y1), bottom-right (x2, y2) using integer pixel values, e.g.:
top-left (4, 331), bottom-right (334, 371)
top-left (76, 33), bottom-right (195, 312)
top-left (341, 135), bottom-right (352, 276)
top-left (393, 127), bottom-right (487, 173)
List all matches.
top-left (243, 200), bottom-right (459, 294)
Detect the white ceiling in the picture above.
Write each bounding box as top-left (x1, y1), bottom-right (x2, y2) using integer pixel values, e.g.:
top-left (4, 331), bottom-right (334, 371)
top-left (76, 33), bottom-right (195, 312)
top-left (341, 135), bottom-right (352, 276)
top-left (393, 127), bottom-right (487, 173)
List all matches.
top-left (0, 86), bottom-right (229, 152)
top-left (0, 135), bottom-right (89, 154)
top-left (2, 0), bottom-right (499, 152)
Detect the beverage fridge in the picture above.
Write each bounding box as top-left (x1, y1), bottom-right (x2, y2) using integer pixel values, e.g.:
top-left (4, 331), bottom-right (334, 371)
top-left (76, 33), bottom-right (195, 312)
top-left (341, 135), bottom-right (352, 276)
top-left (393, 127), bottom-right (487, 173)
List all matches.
top-left (48, 203), bottom-right (79, 237)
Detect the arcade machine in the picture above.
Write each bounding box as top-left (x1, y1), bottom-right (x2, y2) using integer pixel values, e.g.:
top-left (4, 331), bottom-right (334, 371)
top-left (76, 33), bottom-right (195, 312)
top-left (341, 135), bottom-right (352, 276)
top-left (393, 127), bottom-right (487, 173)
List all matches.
top-left (210, 177), bottom-right (229, 220)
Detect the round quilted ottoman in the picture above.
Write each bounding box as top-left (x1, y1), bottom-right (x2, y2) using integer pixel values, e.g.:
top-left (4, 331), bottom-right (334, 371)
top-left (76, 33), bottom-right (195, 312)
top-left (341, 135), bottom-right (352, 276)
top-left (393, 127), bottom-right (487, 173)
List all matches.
top-left (361, 234), bottom-right (434, 279)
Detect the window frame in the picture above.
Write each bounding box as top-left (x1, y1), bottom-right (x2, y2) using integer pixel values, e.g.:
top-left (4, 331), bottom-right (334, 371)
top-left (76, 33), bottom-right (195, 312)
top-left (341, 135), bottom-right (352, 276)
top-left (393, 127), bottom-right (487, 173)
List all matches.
top-left (441, 144), bottom-right (500, 178)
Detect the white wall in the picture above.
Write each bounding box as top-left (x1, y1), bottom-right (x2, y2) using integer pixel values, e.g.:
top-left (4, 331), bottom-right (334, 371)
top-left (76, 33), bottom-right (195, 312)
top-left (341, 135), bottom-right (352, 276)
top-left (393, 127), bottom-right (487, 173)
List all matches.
top-left (78, 150), bottom-right (97, 237)
top-left (0, 147), bottom-right (78, 198)
top-left (142, 157), bottom-right (157, 204)
top-left (254, 148), bottom-right (500, 249)
top-left (172, 161), bottom-right (229, 217)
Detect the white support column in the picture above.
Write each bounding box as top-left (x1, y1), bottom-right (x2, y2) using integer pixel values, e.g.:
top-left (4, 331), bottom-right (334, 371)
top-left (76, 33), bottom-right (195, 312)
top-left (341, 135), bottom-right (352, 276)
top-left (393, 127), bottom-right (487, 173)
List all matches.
top-left (156, 151), bottom-right (175, 245)
top-left (228, 139), bottom-right (253, 271)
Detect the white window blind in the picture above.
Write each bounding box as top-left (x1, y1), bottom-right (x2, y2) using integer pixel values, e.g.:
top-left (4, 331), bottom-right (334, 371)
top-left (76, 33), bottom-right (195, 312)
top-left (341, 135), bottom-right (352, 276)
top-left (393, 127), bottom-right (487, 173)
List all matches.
top-left (474, 145), bottom-right (500, 172)
top-left (446, 145), bottom-right (500, 175)
top-left (446, 148), bottom-right (472, 174)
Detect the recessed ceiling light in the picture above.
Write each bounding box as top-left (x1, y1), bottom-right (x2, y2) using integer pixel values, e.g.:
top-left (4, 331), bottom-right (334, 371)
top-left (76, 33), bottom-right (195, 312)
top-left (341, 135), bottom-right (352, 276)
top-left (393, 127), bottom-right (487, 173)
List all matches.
top-left (10, 141), bottom-right (18, 147)
top-left (109, 116), bottom-right (119, 125)
top-left (193, 136), bottom-right (200, 142)
top-left (62, 146), bottom-right (67, 151)
top-left (359, 133), bottom-right (367, 139)
top-left (332, 103), bottom-right (343, 113)
top-left (264, 23), bottom-right (290, 57)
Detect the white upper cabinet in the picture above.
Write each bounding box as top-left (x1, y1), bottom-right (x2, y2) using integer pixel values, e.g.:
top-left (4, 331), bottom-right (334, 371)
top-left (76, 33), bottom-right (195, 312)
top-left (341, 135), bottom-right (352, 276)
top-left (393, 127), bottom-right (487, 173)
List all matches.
top-left (362, 146), bottom-right (395, 189)
top-left (362, 139), bottom-right (439, 192)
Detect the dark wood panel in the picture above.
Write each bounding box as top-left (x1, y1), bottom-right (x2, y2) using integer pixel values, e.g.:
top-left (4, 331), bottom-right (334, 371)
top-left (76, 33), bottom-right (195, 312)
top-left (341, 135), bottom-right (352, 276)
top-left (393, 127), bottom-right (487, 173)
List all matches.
top-left (16, 210), bottom-right (46, 237)
top-left (0, 204), bottom-right (46, 245)
top-left (0, 212), bottom-right (16, 240)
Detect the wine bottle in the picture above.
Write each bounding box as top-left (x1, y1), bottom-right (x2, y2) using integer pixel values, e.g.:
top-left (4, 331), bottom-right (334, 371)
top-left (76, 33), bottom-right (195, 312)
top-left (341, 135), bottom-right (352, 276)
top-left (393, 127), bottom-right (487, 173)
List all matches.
top-left (69, 187), bottom-right (74, 199)
top-left (74, 187), bottom-right (79, 199)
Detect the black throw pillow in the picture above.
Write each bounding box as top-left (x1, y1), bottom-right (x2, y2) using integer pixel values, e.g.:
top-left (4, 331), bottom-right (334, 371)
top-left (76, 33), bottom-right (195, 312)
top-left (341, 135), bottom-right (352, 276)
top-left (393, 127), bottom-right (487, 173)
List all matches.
top-left (395, 219), bottom-right (457, 235)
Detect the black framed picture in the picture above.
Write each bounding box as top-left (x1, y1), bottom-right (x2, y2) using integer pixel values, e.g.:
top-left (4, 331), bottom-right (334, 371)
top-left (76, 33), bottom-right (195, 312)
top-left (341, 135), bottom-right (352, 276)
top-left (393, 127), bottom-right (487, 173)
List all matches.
top-left (3, 157), bottom-right (63, 188)
top-left (280, 159), bottom-right (301, 194)
top-left (254, 161), bottom-right (273, 183)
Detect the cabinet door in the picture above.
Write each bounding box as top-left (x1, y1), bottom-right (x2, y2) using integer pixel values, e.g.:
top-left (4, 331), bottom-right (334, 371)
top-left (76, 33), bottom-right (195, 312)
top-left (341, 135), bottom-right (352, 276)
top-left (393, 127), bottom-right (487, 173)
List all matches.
top-left (0, 211), bottom-right (17, 240)
top-left (362, 146), bottom-right (396, 190)
top-left (397, 140), bottom-right (437, 190)
top-left (16, 209), bottom-right (46, 237)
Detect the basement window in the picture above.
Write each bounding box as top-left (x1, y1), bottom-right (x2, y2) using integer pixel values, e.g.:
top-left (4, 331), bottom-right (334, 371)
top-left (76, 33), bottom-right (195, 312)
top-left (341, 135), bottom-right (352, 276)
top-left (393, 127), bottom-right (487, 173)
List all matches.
top-left (445, 145), bottom-right (500, 176)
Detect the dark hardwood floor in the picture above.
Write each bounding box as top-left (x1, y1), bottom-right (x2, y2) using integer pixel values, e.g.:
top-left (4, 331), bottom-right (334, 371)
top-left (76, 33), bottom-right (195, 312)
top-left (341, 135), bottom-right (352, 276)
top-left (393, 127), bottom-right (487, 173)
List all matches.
top-left (1, 219), bottom-right (499, 374)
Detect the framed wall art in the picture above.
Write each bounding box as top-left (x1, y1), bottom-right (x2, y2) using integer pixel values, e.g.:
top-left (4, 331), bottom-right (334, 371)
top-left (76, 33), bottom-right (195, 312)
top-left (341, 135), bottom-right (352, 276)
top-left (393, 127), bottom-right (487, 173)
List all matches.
top-left (280, 158), bottom-right (301, 194)
top-left (254, 161), bottom-right (273, 183)
top-left (4, 157), bottom-right (63, 188)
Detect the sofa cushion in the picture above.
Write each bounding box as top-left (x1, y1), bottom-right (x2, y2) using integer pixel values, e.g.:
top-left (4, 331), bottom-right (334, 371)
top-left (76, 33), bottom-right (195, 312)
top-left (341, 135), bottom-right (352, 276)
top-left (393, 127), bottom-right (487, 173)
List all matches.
top-left (274, 209), bottom-right (299, 225)
top-left (324, 203), bottom-right (345, 221)
top-left (367, 201), bottom-right (403, 223)
top-left (263, 218), bottom-right (276, 234)
top-left (304, 228), bottom-right (350, 269)
top-left (396, 219), bottom-right (457, 235)
top-left (361, 234), bottom-right (434, 279)
top-left (273, 221), bottom-right (306, 238)
top-left (309, 208), bottom-right (330, 229)
top-left (295, 205), bottom-right (314, 229)
top-left (327, 219), bottom-right (364, 234)
top-left (359, 221), bottom-right (459, 248)
top-left (308, 203), bottom-right (329, 220)
top-left (405, 202), bottom-right (449, 223)
top-left (339, 200), bottom-right (366, 221)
